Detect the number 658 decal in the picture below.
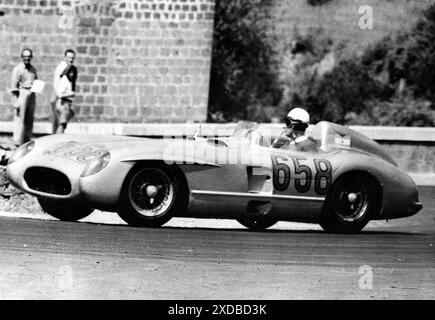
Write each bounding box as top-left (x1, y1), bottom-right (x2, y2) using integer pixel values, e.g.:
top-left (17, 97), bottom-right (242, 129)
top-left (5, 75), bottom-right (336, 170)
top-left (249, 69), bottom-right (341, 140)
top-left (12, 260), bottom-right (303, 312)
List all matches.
top-left (271, 156), bottom-right (332, 195)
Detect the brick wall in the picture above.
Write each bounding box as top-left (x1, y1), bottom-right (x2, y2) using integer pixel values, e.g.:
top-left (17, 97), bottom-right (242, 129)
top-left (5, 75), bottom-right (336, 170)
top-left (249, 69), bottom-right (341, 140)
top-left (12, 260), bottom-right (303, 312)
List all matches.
top-left (0, 0), bottom-right (215, 123)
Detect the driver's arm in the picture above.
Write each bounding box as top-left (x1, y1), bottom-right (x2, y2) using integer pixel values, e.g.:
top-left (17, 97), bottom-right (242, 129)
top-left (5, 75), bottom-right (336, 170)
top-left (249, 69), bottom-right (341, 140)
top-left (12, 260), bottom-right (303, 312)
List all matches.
top-left (271, 130), bottom-right (291, 148)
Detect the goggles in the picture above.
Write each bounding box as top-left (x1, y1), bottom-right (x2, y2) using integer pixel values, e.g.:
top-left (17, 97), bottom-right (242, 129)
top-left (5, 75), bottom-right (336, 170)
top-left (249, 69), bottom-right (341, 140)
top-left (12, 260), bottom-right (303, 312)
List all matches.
top-left (285, 118), bottom-right (302, 127)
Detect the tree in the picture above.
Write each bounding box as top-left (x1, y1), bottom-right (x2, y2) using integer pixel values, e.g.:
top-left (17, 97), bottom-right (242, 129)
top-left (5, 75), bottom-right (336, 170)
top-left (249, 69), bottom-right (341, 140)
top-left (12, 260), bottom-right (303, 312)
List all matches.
top-left (208, 0), bottom-right (281, 122)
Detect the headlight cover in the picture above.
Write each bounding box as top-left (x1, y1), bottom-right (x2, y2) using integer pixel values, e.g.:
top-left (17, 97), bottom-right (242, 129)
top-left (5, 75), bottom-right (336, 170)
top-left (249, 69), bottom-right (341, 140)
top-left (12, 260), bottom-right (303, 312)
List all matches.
top-left (8, 140), bottom-right (35, 164)
top-left (81, 151), bottom-right (110, 177)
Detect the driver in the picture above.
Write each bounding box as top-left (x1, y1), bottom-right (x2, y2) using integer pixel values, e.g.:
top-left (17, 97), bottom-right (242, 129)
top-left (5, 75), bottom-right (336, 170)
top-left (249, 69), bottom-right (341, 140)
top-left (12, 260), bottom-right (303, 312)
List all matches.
top-left (272, 107), bottom-right (316, 151)
top-left (284, 107), bottom-right (310, 143)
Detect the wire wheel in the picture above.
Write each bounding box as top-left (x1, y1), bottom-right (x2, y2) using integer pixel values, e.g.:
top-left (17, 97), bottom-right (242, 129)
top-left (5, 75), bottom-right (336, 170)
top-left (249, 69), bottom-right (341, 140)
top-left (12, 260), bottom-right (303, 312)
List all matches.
top-left (332, 177), bottom-right (369, 223)
top-left (118, 163), bottom-right (186, 228)
top-left (128, 168), bottom-right (175, 218)
top-left (320, 173), bottom-right (378, 234)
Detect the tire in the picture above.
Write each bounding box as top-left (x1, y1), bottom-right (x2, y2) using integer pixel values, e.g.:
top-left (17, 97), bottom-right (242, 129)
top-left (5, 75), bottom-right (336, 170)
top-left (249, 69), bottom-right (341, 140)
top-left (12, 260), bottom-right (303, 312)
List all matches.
top-left (319, 173), bottom-right (379, 234)
top-left (117, 163), bottom-right (186, 228)
top-left (237, 216), bottom-right (278, 231)
top-left (38, 198), bottom-right (94, 222)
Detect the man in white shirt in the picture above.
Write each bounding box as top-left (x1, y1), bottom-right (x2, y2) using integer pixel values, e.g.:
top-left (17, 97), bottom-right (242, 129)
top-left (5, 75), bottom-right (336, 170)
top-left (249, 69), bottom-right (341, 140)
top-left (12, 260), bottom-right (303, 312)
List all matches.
top-left (51, 49), bottom-right (78, 134)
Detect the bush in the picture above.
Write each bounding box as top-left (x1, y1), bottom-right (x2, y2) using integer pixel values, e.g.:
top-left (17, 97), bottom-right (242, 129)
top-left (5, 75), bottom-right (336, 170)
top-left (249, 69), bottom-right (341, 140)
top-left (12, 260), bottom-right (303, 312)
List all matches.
top-left (209, 1), bottom-right (435, 126)
top-left (369, 98), bottom-right (435, 126)
top-left (208, 0), bottom-right (281, 122)
top-left (362, 4), bottom-right (435, 99)
top-left (307, 59), bottom-right (390, 124)
top-left (276, 27), bottom-right (337, 121)
top-left (307, 0), bottom-right (334, 7)
top-left (298, 4), bottom-right (435, 126)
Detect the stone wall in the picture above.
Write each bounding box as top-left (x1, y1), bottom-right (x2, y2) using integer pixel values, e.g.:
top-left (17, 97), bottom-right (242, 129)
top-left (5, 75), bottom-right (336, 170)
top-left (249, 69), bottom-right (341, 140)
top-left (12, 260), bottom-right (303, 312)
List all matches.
top-left (0, 0), bottom-right (215, 123)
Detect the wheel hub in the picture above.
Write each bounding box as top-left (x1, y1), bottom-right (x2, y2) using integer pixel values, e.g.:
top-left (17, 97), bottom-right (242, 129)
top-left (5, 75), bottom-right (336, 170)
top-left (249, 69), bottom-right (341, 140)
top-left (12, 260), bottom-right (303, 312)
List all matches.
top-left (146, 185), bottom-right (159, 198)
top-left (348, 192), bottom-right (357, 203)
top-left (334, 178), bottom-right (368, 223)
top-left (128, 168), bottom-right (174, 217)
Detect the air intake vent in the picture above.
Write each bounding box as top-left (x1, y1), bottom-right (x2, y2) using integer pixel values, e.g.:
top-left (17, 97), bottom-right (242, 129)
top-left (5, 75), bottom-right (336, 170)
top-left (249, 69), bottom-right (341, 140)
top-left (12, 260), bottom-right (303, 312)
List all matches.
top-left (24, 167), bottom-right (71, 195)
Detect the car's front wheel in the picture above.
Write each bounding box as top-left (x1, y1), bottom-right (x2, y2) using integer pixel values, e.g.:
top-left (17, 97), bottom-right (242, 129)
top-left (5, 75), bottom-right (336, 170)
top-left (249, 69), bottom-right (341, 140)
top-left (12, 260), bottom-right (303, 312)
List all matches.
top-left (237, 216), bottom-right (278, 231)
top-left (319, 173), bottom-right (379, 234)
top-left (117, 163), bottom-right (186, 228)
top-left (38, 198), bottom-right (94, 221)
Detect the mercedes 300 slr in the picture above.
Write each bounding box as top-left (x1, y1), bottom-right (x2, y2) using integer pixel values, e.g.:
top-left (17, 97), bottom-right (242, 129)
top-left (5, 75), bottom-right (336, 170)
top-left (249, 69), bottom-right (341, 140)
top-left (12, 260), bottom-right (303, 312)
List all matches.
top-left (6, 121), bottom-right (422, 233)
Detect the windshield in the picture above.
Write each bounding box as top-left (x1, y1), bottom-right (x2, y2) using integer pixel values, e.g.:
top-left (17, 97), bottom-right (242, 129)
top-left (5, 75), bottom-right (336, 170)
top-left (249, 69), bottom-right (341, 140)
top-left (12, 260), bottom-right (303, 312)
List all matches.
top-left (232, 121), bottom-right (260, 138)
top-left (231, 120), bottom-right (352, 151)
top-left (231, 120), bottom-right (353, 151)
top-left (231, 121), bottom-right (272, 147)
top-left (305, 121), bottom-right (351, 149)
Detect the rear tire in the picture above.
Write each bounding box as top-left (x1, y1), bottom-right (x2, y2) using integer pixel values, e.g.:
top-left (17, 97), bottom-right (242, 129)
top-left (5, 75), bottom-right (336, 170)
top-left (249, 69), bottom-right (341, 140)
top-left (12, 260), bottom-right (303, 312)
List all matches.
top-left (38, 198), bottom-right (94, 222)
top-left (117, 163), bottom-right (187, 228)
top-left (319, 173), bottom-right (379, 234)
top-left (237, 216), bottom-right (278, 231)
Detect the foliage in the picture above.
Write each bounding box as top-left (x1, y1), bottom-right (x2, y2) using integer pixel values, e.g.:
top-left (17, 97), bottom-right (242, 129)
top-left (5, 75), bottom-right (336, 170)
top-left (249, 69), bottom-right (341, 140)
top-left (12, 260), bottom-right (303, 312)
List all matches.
top-left (362, 4), bottom-right (435, 101)
top-left (208, 1), bottom-right (435, 126)
top-left (306, 59), bottom-right (390, 124)
top-left (306, 0), bottom-right (334, 7)
top-left (208, 0), bottom-right (281, 122)
top-left (276, 27), bottom-right (339, 122)
top-left (369, 98), bottom-right (435, 126)
top-left (289, 4), bottom-right (435, 126)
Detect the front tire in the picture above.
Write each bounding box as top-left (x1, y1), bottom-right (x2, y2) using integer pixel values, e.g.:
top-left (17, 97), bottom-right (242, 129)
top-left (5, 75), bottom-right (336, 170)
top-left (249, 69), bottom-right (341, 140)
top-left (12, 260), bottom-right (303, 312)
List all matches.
top-left (319, 173), bottom-right (379, 234)
top-left (237, 216), bottom-right (278, 231)
top-left (117, 163), bottom-right (186, 228)
top-left (38, 198), bottom-right (94, 221)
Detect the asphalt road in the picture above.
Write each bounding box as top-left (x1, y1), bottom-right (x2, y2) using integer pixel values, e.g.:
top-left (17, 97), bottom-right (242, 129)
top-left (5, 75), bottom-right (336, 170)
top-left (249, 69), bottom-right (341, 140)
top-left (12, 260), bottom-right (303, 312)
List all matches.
top-left (0, 187), bottom-right (433, 300)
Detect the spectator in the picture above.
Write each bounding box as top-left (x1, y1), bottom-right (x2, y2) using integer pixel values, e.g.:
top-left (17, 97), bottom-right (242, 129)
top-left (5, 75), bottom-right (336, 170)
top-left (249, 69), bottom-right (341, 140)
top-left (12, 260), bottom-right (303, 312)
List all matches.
top-left (10, 48), bottom-right (38, 146)
top-left (52, 49), bottom-right (78, 134)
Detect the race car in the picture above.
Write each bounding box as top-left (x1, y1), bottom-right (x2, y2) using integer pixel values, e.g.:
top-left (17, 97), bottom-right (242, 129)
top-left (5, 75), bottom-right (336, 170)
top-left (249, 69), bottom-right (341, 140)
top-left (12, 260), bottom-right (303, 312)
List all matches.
top-left (6, 121), bottom-right (422, 233)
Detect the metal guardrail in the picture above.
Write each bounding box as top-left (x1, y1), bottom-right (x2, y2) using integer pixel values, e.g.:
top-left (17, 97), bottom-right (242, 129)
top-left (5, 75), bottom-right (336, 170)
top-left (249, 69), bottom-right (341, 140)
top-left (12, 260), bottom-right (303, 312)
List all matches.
top-left (1, 121), bottom-right (435, 142)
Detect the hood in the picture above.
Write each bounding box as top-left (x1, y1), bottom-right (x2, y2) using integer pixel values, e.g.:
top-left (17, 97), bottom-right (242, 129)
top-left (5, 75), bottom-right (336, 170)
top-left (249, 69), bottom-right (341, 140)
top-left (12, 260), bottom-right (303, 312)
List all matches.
top-left (35, 134), bottom-right (224, 167)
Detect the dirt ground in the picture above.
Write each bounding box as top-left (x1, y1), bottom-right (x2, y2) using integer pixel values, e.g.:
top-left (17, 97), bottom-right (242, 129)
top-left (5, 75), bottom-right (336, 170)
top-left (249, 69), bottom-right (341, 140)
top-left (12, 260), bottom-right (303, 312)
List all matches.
top-left (0, 135), bottom-right (44, 214)
top-left (0, 165), bottom-right (45, 214)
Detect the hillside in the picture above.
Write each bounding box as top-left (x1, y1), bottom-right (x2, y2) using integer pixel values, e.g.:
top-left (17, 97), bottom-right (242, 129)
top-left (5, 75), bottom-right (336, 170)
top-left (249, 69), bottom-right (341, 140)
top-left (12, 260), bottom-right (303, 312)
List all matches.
top-left (272, 0), bottom-right (434, 56)
top-left (205, 0), bottom-right (435, 125)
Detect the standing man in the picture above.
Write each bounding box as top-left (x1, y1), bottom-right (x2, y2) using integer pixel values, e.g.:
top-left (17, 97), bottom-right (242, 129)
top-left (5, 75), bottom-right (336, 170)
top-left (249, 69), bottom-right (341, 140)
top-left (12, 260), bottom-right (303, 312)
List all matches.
top-left (10, 48), bottom-right (38, 146)
top-left (52, 49), bottom-right (78, 134)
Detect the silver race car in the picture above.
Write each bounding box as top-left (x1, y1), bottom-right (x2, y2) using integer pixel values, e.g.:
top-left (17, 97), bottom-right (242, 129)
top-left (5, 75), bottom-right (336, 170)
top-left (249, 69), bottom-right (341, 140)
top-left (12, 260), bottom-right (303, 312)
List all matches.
top-left (6, 121), bottom-right (422, 233)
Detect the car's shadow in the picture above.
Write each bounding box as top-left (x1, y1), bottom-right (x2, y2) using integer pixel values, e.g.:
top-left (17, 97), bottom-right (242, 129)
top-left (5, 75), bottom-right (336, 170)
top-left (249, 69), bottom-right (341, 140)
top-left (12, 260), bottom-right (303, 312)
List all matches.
top-left (76, 219), bottom-right (431, 236)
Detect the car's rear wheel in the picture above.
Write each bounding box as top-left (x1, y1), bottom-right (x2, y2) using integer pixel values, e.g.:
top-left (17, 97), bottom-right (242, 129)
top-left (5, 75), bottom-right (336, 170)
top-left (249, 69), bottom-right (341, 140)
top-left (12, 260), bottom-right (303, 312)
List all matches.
top-left (319, 173), bottom-right (379, 234)
top-left (237, 216), bottom-right (278, 231)
top-left (38, 198), bottom-right (94, 222)
top-left (117, 163), bottom-right (186, 227)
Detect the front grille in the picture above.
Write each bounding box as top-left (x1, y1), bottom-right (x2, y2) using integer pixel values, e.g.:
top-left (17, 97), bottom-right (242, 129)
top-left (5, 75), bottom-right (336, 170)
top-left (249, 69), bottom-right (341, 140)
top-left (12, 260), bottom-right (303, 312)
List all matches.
top-left (24, 167), bottom-right (71, 195)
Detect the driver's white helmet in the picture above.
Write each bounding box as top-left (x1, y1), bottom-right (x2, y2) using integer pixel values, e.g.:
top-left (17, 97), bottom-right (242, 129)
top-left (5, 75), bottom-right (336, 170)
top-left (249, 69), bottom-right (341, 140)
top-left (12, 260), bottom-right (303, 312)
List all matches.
top-left (287, 107), bottom-right (310, 124)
